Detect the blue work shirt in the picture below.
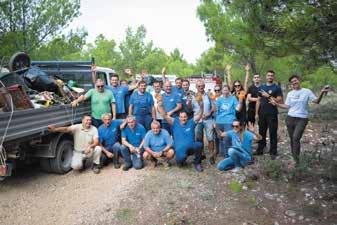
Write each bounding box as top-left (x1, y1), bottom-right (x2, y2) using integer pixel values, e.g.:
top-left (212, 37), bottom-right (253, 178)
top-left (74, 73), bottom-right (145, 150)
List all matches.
top-left (216, 95), bottom-right (238, 124)
top-left (121, 123), bottom-right (146, 147)
top-left (227, 130), bottom-right (255, 154)
top-left (162, 92), bottom-right (182, 120)
top-left (129, 91), bottom-right (154, 115)
top-left (144, 129), bottom-right (173, 152)
top-left (172, 86), bottom-right (184, 98)
top-left (172, 118), bottom-right (196, 148)
top-left (98, 120), bottom-right (122, 149)
top-left (106, 85), bottom-right (129, 114)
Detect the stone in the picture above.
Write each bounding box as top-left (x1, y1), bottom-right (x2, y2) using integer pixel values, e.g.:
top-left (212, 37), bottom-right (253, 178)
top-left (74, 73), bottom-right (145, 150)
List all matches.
top-left (299, 215), bottom-right (304, 220)
top-left (285, 210), bottom-right (296, 217)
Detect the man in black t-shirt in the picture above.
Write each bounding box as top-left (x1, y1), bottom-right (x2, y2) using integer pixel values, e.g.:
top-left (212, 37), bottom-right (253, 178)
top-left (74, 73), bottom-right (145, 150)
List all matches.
top-left (247, 73), bottom-right (261, 124)
top-left (255, 70), bottom-right (283, 159)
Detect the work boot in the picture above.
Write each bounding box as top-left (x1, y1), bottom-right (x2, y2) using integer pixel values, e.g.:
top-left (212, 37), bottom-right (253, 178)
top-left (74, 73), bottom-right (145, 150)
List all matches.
top-left (209, 156), bottom-right (215, 165)
top-left (122, 164), bottom-right (132, 171)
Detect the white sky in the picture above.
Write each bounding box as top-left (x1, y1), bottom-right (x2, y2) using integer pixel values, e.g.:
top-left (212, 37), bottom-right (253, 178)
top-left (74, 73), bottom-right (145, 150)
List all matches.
top-left (68, 0), bottom-right (213, 63)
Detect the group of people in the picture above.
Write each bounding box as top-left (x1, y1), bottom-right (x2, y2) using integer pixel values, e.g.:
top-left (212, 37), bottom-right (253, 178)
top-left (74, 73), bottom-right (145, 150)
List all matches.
top-left (48, 65), bottom-right (331, 174)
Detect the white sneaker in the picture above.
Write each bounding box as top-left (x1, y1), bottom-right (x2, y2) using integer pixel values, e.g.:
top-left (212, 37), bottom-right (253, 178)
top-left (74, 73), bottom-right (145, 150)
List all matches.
top-left (232, 167), bottom-right (242, 173)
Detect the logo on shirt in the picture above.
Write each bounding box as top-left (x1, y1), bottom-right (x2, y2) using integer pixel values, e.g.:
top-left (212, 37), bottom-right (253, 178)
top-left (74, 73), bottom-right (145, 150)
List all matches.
top-left (136, 133), bottom-right (141, 136)
top-left (170, 98), bottom-right (174, 102)
top-left (221, 103), bottom-right (230, 111)
top-left (185, 128), bottom-right (191, 132)
top-left (268, 90), bottom-right (272, 94)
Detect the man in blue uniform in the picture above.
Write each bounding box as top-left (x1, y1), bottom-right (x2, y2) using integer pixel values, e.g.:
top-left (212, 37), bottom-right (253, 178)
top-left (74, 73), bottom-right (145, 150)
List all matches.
top-left (120, 116), bottom-right (146, 171)
top-left (158, 99), bottom-right (204, 172)
top-left (161, 80), bottom-right (182, 134)
top-left (128, 81), bottom-right (155, 130)
top-left (143, 121), bottom-right (175, 168)
top-left (106, 73), bottom-right (138, 119)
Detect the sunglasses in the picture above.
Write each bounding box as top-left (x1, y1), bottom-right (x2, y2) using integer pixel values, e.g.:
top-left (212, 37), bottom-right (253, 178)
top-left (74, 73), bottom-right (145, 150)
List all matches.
top-left (214, 89), bottom-right (220, 92)
top-left (96, 85), bottom-right (104, 88)
top-left (234, 84), bottom-right (241, 87)
top-left (232, 125), bottom-right (240, 128)
top-left (197, 85), bottom-right (205, 88)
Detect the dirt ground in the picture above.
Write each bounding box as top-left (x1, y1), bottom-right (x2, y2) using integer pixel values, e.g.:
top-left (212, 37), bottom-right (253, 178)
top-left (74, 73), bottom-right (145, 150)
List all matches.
top-left (0, 119), bottom-right (336, 225)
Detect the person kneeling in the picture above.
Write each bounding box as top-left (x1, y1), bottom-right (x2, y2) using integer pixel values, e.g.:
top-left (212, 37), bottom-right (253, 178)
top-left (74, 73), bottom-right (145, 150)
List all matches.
top-left (48, 115), bottom-right (102, 174)
top-left (143, 121), bottom-right (174, 168)
top-left (216, 121), bottom-right (261, 172)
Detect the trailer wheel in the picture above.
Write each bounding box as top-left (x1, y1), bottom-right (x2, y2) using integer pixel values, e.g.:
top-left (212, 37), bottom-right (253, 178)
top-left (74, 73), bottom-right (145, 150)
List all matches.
top-left (40, 158), bottom-right (53, 173)
top-left (8, 52), bottom-right (31, 72)
top-left (50, 139), bottom-right (73, 174)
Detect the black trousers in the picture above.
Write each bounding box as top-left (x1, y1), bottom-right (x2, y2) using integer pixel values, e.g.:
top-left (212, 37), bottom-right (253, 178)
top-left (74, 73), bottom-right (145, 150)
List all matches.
top-left (257, 113), bottom-right (278, 155)
top-left (247, 108), bottom-right (256, 124)
top-left (285, 116), bottom-right (308, 163)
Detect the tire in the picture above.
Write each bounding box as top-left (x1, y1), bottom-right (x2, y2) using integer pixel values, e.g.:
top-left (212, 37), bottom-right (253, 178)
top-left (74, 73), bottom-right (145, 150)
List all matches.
top-left (39, 158), bottom-right (53, 173)
top-left (50, 139), bottom-right (73, 174)
top-left (8, 52), bottom-right (31, 72)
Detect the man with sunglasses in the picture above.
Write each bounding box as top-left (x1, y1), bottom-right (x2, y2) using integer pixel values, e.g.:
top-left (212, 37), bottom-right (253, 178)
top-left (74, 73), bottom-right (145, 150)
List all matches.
top-left (255, 70), bottom-right (283, 159)
top-left (216, 121), bottom-right (262, 172)
top-left (181, 79), bottom-right (199, 119)
top-left (71, 79), bottom-right (116, 128)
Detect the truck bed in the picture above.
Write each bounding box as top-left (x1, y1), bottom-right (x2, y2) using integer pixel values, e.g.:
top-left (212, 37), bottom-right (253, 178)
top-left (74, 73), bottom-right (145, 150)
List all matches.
top-left (0, 103), bottom-right (91, 144)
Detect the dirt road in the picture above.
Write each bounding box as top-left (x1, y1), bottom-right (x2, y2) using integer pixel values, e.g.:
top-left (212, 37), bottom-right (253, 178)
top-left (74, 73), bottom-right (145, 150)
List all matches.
top-left (0, 120), bottom-right (336, 225)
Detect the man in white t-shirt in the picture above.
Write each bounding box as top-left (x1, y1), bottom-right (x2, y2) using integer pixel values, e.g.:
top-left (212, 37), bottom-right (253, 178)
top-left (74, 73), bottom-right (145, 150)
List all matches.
top-left (270, 75), bottom-right (330, 164)
top-left (48, 115), bottom-right (102, 174)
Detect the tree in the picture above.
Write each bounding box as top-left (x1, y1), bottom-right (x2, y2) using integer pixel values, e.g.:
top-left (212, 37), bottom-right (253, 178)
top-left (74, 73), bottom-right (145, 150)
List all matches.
top-left (0, 0), bottom-right (80, 58)
top-left (30, 28), bottom-right (87, 60)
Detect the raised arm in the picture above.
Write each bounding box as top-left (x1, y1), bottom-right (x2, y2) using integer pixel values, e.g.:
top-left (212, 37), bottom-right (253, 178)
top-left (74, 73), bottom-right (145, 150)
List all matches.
top-left (312, 85), bottom-right (331, 104)
top-left (243, 63), bottom-right (250, 92)
top-left (225, 64), bottom-right (233, 90)
top-left (157, 101), bottom-right (174, 125)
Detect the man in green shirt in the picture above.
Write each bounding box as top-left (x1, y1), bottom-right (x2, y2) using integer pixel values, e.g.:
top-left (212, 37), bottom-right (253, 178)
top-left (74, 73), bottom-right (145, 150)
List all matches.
top-left (72, 79), bottom-right (116, 127)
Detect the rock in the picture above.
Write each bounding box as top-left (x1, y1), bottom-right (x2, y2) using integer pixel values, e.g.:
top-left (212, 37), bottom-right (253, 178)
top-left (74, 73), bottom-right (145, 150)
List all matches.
top-left (265, 193), bottom-right (275, 200)
top-left (274, 221), bottom-right (280, 225)
top-left (291, 219), bottom-right (296, 223)
top-left (299, 215), bottom-right (304, 220)
top-left (242, 185), bottom-right (248, 190)
top-left (285, 210), bottom-right (296, 217)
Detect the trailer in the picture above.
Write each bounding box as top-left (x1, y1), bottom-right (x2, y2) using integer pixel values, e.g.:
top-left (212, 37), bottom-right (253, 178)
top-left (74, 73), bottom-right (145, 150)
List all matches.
top-left (0, 55), bottom-right (114, 179)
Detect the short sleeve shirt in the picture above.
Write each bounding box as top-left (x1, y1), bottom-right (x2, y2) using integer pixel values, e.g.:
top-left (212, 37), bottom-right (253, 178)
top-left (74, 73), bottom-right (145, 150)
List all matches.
top-left (121, 124), bottom-right (146, 147)
top-left (162, 92), bottom-right (182, 119)
top-left (106, 85), bottom-right (129, 114)
top-left (215, 96), bottom-right (238, 124)
top-left (227, 130), bottom-right (255, 154)
top-left (84, 89), bottom-right (115, 119)
top-left (247, 84), bottom-right (261, 110)
top-left (285, 88), bottom-right (316, 118)
top-left (144, 129), bottom-right (173, 152)
top-left (129, 91), bottom-right (154, 115)
top-left (172, 86), bottom-right (184, 98)
top-left (258, 83), bottom-right (283, 115)
top-left (69, 124), bottom-right (98, 152)
top-left (172, 118), bottom-right (196, 147)
top-left (98, 120), bottom-right (122, 149)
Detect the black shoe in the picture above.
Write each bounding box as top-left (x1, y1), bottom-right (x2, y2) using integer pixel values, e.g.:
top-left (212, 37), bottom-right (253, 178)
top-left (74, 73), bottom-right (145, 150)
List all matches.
top-left (270, 154), bottom-right (277, 160)
top-left (92, 164), bottom-right (100, 174)
top-left (113, 154), bottom-right (121, 169)
top-left (253, 151), bottom-right (264, 156)
top-left (122, 164), bottom-right (132, 171)
top-left (201, 155), bottom-right (206, 160)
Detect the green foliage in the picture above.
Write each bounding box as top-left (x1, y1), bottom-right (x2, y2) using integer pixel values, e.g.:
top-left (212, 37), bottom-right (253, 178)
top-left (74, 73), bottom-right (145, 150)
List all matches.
top-left (0, 0), bottom-right (80, 58)
top-left (261, 159), bottom-right (283, 180)
top-left (228, 180), bottom-right (242, 193)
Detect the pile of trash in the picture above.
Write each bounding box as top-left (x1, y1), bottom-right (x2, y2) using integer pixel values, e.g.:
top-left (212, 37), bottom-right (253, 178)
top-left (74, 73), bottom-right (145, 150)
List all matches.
top-left (0, 65), bottom-right (84, 112)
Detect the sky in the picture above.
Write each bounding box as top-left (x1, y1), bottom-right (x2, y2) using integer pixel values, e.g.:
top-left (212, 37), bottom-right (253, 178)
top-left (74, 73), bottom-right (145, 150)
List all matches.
top-left (68, 0), bottom-right (213, 63)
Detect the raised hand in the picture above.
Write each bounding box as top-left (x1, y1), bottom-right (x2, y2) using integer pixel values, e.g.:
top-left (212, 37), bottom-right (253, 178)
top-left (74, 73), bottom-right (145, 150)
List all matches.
top-left (225, 64), bottom-right (232, 72)
top-left (161, 67), bottom-right (166, 75)
top-left (245, 63), bottom-right (250, 71)
top-left (322, 85), bottom-right (331, 93)
top-left (247, 122), bottom-right (254, 132)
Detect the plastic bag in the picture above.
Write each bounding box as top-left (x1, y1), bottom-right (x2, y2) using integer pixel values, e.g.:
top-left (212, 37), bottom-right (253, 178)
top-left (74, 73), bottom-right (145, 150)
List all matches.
top-left (23, 66), bottom-right (58, 92)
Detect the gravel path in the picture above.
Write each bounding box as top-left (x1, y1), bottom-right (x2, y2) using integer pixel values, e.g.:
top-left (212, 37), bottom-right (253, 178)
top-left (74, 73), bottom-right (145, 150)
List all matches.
top-left (0, 165), bottom-right (146, 225)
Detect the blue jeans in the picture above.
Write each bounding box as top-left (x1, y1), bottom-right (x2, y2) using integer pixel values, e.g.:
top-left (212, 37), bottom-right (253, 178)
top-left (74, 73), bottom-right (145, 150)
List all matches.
top-left (217, 147), bottom-right (251, 171)
top-left (175, 142), bottom-right (203, 165)
top-left (216, 123), bottom-right (232, 157)
top-left (135, 114), bottom-right (152, 131)
top-left (120, 146), bottom-right (143, 169)
top-left (101, 142), bottom-right (123, 164)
